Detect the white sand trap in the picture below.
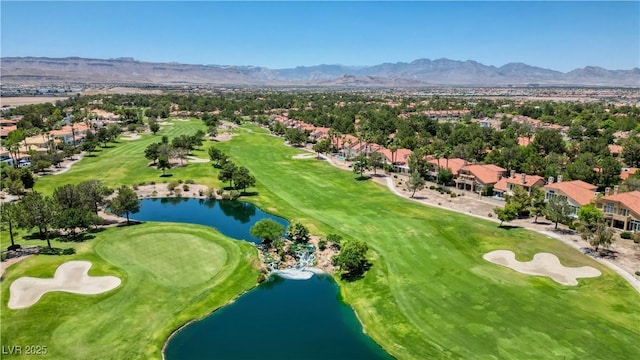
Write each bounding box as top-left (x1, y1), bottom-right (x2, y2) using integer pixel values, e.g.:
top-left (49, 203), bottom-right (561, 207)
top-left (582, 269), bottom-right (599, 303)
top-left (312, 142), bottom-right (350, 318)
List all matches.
top-left (8, 261), bottom-right (121, 309)
top-left (121, 134), bottom-right (141, 141)
top-left (186, 156), bottom-right (210, 163)
top-left (157, 121), bottom-right (173, 126)
top-left (292, 153), bottom-right (316, 159)
top-left (483, 250), bottom-right (601, 286)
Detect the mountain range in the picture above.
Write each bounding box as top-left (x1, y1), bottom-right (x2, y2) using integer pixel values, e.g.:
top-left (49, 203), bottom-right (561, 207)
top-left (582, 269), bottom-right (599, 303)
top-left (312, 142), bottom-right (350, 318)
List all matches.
top-left (1, 56), bottom-right (638, 87)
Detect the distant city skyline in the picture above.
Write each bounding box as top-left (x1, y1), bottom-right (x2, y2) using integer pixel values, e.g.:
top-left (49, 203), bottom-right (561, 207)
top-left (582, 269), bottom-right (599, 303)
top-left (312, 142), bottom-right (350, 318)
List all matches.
top-left (1, 1), bottom-right (638, 72)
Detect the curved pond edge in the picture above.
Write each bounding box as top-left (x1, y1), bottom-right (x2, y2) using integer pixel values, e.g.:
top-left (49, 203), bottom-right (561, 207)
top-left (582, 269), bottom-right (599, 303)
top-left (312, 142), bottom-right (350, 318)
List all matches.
top-left (133, 196), bottom-right (391, 359)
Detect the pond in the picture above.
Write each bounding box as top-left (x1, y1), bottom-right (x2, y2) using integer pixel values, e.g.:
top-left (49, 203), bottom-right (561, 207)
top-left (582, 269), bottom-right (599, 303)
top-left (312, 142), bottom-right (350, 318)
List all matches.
top-left (133, 198), bottom-right (391, 360)
top-left (132, 198), bottom-right (289, 244)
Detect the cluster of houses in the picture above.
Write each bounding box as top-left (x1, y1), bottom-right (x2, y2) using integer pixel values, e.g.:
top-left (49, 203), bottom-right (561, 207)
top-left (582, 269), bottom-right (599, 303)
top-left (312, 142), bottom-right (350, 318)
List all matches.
top-left (272, 115), bottom-right (640, 233)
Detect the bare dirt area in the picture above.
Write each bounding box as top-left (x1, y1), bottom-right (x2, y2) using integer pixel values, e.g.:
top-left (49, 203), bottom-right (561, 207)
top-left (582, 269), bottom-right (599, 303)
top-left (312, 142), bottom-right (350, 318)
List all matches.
top-left (8, 260), bottom-right (121, 309)
top-left (213, 133), bottom-right (236, 142)
top-left (120, 133), bottom-right (142, 141)
top-left (82, 87), bottom-right (163, 95)
top-left (0, 96), bottom-right (69, 107)
top-left (135, 183), bottom-right (213, 199)
top-left (483, 250), bottom-right (601, 285)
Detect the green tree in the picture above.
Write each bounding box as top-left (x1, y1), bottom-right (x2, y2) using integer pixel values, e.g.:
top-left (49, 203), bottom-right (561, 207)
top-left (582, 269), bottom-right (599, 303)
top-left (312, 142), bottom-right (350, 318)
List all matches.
top-left (352, 153), bottom-right (369, 178)
top-left (505, 186), bottom-right (531, 218)
top-left (249, 219), bottom-right (284, 247)
top-left (18, 191), bottom-right (57, 248)
top-left (287, 221), bottom-right (310, 243)
top-left (597, 156), bottom-right (622, 188)
top-left (406, 172), bottom-right (426, 198)
top-left (0, 202), bottom-right (22, 248)
top-left (218, 161), bottom-right (237, 188)
top-left (545, 196), bottom-right (573, 229)
top-left (579, 221), bottom-right (614, 253)
top-left (622, 139), bottom-right (640, 167)
top-left (158, 156), bottom-right (171, 176)
top-left (53, 183), bottom-right (83, 210)
top-left (145, 143), bottom-right (160, 165)
top-left (529, 187), bottom-right (546, 223)
top-left (149, 119), bottom-right (160, 134)
top-left (78, 180), bottom-right (110, 215)
top-left (232, 166), bottom-right (256, 192)
top-left (109, 186), bottom-right (140, 224)
top-left (331, 239), bottom-right (369, 279)
top-left (285, 128), bottom-right (307, 146)
top-left (368, 151), bottom-right (384, 175)
top-left (436, 168), bottom-right (454, 186)
top-left (408, 148), bottom-right (429, 178)
top-left (532, 129), bottom-right (565, 156)
top-left (55, 208), bottom-right (97, 237)
top-left (312, 139), bottom-right (330, 158)
top-left (494, 204), bottom-right (518, 227)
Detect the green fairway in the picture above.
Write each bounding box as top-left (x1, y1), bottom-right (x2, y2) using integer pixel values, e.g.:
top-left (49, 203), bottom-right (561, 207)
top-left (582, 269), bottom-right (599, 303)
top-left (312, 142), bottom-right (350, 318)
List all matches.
top-left (35, 118), bottom-right (220, 192)
top-left (8, 120), bottom-right (639, 359)
top-left (0, 223), bottom-right (259, 359)
top-left (213, 125), bottom-right (639, 359)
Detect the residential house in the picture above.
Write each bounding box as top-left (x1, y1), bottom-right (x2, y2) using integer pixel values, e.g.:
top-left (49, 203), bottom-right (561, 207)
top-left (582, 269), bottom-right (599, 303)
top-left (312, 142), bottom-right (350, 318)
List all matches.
top-left (543, 177), bottom-right (598, 217)
top-left (427, 157), bottom-right (467, 179)
top-left (620, 168), bottom-right (637, 181)
top-left (376, 147), bottom-right (413, 173)
top-left (493, 171), bottom-right (545, 198)
top-left (608, 144), bottom-right (624, 158)
top-left (596, 190), bottom-right (640, 232)
top-left (455, 164), bottom-right (506, 193)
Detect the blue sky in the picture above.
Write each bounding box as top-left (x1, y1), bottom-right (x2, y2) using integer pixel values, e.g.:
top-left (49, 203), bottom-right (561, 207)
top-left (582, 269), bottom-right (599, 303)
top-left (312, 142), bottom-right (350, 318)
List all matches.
top-left (1, 1), bottom-right (638, 71)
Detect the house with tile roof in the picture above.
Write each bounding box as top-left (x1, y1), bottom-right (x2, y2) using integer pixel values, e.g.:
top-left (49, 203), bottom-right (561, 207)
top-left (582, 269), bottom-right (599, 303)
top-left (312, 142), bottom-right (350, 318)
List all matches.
top-left (493, 171), bottom-right (545, 198)
top-left (543, 177), bottom-right (598, 217)
top-left (375, 147), bottom-right (413, 173)
top-left (620, 167), bottom-right (637, 181)
top-left (455, 164), bottom-right (506, 193)
top-left (595, 190), bottom-right (640, 232)
top-left (427, 158), bottom-right (467, 179)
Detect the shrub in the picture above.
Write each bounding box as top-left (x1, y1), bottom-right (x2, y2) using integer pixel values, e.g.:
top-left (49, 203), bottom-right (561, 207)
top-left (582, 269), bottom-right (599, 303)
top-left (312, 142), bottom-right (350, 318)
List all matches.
top-left (138, 181), bottom-right (147, 186)
top-left (183, 184), bottom-right (190, 191)
top-left (132, 185), bottom-right (138, 190)
top-left (216, 188), bottom-right (224, 196)
top-left (127, 123), bottom-right (137, 132)
top-left (620, 232), bottom-right (632, 239)
top-left (229, 190), bottom-right (241, 200)
top-left (450, 193), bottom-right (457, 198)
top-left (487, 213), bottom-right (493, 218)
top-left (186, 179), bottom-right (195, 184)
top-left (7, 244), bottom-right (21, 251)
top-left (393, 175), bottom-right (398, 179)
top-left (174, 188), bottom-right (182, 197)
top-left (635, 271), bottom-right (640, 276)
top-left (633, 233), bottom-right (640, 244)
top-left (207, 188), bottom-right (216, 198)
top-left (318, 239), bottom-right (327, 250)
top-left (198, 189), bottom-right (204, 196)
top-left (62, 248), bottom-right (76, 255)
top-left (167, 181), bottom-right (179, 191)
top-left (178, 179), bottom-right (183, 184)
top-left (151, 190), bottom-right (158, 196)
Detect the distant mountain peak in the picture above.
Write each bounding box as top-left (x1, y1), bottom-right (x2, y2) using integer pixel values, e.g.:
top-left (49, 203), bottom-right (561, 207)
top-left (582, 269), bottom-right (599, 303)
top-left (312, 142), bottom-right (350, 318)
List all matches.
top-left (1, 56), bottom-right (638, 87)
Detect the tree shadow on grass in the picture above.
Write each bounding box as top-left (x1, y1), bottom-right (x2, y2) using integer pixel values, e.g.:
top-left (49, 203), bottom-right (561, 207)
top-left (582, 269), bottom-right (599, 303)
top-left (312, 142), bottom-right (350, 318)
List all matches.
top-left (355, 175), bottom-right (371, 181)
top-left (498, 225), bottom-right (522, 230)
top-left (116, 221), bottom-right (143, 228)
top-left (340, 262), bottom-right (372, 282)
top-left (57, 233), bottom-right (96, 243)
top-left (241, 191), bottom-right (259, 197)
top-left (159, 174), bottom-right (173, 178)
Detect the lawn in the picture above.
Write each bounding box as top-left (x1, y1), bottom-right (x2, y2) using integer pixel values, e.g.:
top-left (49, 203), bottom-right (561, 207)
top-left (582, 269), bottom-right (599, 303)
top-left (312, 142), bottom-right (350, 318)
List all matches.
top-left (214, 125), bottom-right (639, 359)
top-left (35, 118), bottom-right (221, 193)
top-left (5, 120), bottom-right (639, 359)
top-left (0, 222), bottom-right (260, 359)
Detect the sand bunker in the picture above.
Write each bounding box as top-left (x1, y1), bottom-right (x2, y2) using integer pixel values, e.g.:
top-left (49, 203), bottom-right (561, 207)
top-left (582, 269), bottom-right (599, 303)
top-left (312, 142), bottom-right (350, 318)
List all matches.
top-left (483, 250), bottom-right (601, 286)
top-left (292, 153), bottom-right (316, 159)
top-left (8, 261), bottom-right (121, 309)
top-left (157, 121), bottom-right (173, 126)
top-left (186, 156), bottom-right (209, 163)
top-left (121, 133), bottom-right (141, 141)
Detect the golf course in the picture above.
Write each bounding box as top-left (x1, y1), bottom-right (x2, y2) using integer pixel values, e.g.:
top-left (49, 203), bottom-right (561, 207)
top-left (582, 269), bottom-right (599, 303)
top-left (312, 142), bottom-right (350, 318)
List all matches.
top-left (2, 119), bottom-right (639, 359)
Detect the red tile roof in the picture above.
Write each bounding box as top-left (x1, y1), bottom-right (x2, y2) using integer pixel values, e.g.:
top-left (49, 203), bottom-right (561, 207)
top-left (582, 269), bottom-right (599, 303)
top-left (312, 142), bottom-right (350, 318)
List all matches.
top-left (428, 158), bottom-right (467, 175)
top-left (494, 173), bottom-right (546, 192)
top-left (461, 164), bottom-right (507, 185)
top-left (621, 168), bottom-right (638, 181)
top-left (608, 144), bottom-right (624, 156)
top-left (544, 180), bottom-right (597, 206)
top-left (600, 191), bottom-right (640, 218)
